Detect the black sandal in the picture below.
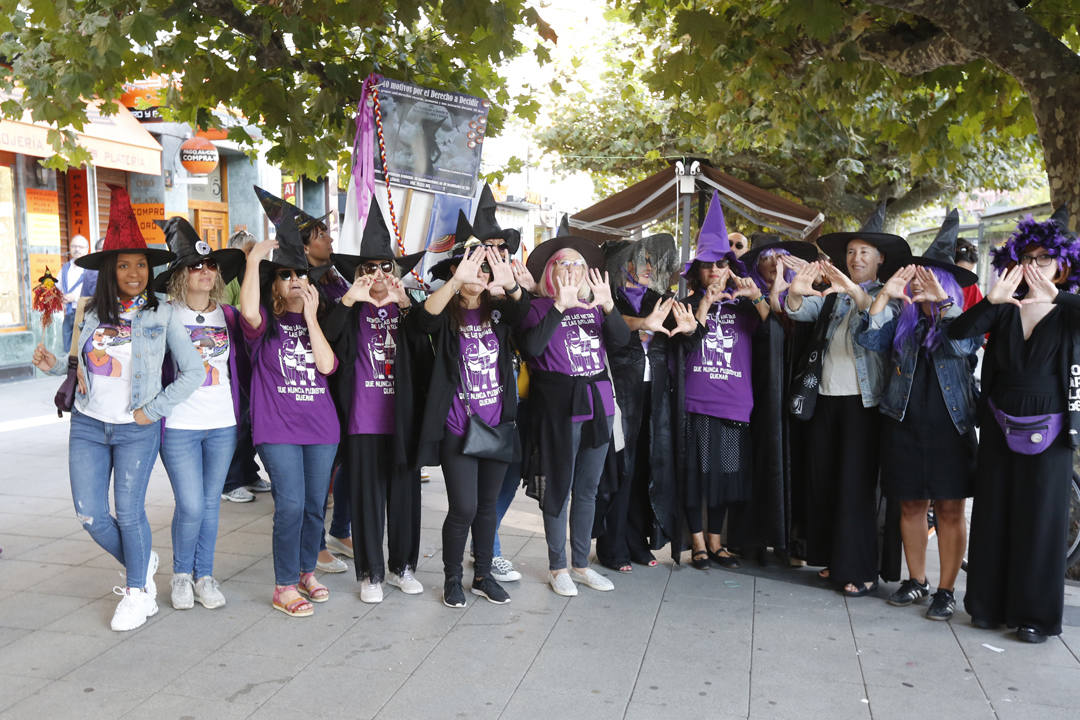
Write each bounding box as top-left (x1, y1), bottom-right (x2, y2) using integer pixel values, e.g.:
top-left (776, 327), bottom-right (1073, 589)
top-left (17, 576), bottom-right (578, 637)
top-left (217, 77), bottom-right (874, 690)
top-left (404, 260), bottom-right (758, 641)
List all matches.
top-left (842, 580), bottom-right (879, 598)
top-left (690, 550), bottom-right (709, 570)
top-left (708, 547), bottom-right (741, 569)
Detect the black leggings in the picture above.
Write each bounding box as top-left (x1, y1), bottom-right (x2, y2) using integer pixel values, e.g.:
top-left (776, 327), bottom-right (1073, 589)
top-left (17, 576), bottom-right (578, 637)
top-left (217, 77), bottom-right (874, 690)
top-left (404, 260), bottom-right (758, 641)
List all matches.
top-left (440, 432), bottom-right (508, 581)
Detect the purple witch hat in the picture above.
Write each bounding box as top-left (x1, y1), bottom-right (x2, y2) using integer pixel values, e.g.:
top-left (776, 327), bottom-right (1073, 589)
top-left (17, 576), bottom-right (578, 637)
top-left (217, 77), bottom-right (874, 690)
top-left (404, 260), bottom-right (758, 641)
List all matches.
top-left (682, 190), bottom-right (744, 277)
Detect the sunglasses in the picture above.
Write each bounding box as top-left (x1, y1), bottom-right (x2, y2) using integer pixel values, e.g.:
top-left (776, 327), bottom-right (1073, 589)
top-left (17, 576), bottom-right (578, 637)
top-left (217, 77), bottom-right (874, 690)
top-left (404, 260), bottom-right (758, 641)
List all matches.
top-left (481, 240), bottom-right (505, 249)
top-left (190, 259), bottom-right (218, 272)
top-left (276, 269), bottom-right (308, 281)
top-left (361, 260), bottom-right (395, 275)
top-left (699, 261), bottom-right (729, 270)
top-left (732, 242), bottom-right (746, 251)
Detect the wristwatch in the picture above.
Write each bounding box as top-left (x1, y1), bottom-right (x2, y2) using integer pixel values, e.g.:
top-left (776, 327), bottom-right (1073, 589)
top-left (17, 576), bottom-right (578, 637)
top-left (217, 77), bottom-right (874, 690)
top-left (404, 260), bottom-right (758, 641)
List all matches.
top-left (752, 295), bottom-right (768, 305)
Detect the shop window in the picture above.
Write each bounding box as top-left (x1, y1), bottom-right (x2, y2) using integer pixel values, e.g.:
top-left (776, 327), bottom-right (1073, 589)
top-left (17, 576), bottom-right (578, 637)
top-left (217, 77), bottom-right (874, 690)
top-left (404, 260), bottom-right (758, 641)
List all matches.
top-left (0, 164), bottom-right (21, 328)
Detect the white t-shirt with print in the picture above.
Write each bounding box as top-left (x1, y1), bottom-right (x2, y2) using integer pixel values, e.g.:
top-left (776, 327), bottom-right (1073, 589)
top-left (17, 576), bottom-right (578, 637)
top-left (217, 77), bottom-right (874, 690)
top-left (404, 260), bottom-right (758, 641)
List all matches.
top-left (75, 309), bottom-right (136, 424)
top-left (165, 303), bottom-right (236, 430)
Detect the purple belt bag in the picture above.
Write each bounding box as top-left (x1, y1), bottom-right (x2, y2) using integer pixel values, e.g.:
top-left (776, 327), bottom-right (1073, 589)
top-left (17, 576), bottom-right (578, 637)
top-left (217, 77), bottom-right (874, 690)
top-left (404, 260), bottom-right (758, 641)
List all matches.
top-left (989, 400), bottom-right (1064, 455)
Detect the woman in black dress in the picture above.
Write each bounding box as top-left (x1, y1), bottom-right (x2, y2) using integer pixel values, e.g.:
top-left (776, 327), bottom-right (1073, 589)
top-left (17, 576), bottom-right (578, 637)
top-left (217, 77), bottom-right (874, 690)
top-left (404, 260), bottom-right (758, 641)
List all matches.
top-left (856, 210), bottom-right (981, 621)
top-left (948, 209), bottom-right (1080, 643)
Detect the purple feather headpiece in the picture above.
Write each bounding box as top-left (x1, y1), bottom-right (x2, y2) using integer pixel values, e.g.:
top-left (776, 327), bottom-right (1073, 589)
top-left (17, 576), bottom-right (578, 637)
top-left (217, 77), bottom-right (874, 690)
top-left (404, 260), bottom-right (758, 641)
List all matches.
top-left (991, 214), bottom-right (1080, 292)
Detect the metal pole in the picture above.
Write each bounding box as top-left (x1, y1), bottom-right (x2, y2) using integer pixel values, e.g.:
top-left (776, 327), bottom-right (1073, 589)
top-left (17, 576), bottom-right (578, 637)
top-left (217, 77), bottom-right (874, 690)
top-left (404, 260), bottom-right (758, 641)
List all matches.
top-left (679, 192), bottom-right (691, 297)
top-left (86, 164), bottom-right (99, 248)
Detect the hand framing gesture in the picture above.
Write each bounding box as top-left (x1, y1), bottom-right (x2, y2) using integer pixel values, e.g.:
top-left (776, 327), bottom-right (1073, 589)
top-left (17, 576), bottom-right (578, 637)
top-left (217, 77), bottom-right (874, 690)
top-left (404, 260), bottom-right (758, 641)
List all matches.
top-left (451, 246), bottom-right (485, 286)
top-left (880, 264), bottom-right (915, 304)
top-left (511, 259), bottom-right (537, 293)
top-left (987, 266), bottom-right (1024, 307)
top-left (586, 268), bottom-right (615, 313)
top-left (788, 261), bottom-right (823, 298)
top-left (671, 301), bottom-right (699, 336)
top-left (640, 297), bottom-right (675, 336)
top-left (910, 266), bottom-right (949, 304)
top-left (343, 274), bottom-right (376, 307)
top-left (486, 247), bottom-right (516, 292)
top-left (385, 276), bottom-right (411, 308)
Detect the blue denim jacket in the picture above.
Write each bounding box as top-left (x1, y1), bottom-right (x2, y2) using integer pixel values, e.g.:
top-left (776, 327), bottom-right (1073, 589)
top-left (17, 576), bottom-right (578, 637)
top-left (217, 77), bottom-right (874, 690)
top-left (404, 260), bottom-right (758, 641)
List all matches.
top-left (785, 283), bottom-right (892, 407)
top-left (71, 302), bottom-right (205, 421)
top-left (855, 304), bottom-right (980, 433)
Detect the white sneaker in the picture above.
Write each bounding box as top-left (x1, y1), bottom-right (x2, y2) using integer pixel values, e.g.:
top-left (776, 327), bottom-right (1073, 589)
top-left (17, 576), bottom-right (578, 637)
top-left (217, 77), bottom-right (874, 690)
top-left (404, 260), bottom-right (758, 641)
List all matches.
top-left (316, 554), bottom-right (348, 573)
top-left (194, 576), bottom-right (227, 609)
top-left (110, 586), bottom-right (158, 631)
top-left (145, 550), bottom-right (159, 598)
top-left (360, 580), bottom-right (384, 603)
top-left (571, 567), bottom-right (614, 592)
top-left (246, 478), bottom-right (272, 493)
top-left (549, 571), bottom-right (578, 597)
top-left (387, 568), bottom-right (424, 595)
top-left (490, 556), bottom-right (522, 582)
top-left (221, 487), bottom-right (256, 503)
top-left (325, 535), bottom-right (354, 558)
top-left (170, 573), bottom-right (194, 610)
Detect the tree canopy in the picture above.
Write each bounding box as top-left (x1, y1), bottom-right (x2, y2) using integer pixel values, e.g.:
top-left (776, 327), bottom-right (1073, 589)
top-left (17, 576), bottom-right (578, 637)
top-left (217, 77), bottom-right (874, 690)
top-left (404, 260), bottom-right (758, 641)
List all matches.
top-left (540, 0), bottom-right (1076, 228)
top-left (0, 0), bottom-right (556, 177)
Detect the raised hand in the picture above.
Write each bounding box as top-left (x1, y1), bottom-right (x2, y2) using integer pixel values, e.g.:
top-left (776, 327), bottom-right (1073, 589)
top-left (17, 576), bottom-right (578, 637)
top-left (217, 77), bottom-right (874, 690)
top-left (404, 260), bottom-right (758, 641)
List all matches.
top-left (641, 297), bottom-right (674, 336)
top-left (987, 265), bottom-right (1024, 307)
top-left (300, 282), bottom-right (321, 320)
top-left (553, 276), bottom-right (585, 313)
top-left (249, 238), bottom-right (278, 264)
top-left (731, 276), bottom-right (763, 300)
top-left (881, 264), bottom-right (916, 304)
top-left (451, 245), bottom-right (485, 285)
top-left (343, 274), bottom-right (375, 307)
top-left (586, 268), bottom-right (615, 313)
top-left (487, 246), bottom-right (516, 292)
top-left (788, 261), bottom-right (823, 298)
top-left (385, 276), bottom-right (411, 307)
top-left (32, 342), bottom-right (57, 372)
top-left (820, 260), bottom-right (859, 296)
top-left (1021, 263), bottom-right (1060, 303)
top-left (671, 301), bottom-right (699, 335)
top-left (770, 256), bottom-right (792, 296)
top-left (911, 266), bottom-right (948, 304)
top-left (511, 259), bottom-right (537, 293)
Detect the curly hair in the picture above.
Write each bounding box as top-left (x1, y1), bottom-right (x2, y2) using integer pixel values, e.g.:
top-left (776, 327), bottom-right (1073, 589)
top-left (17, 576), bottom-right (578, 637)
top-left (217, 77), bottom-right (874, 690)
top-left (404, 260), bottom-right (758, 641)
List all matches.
top-left (991, 215), bottom-right (1080, 291)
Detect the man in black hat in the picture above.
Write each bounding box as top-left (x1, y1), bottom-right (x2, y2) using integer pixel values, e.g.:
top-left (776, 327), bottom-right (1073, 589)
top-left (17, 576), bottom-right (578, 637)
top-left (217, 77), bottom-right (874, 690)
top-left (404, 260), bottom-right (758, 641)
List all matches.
top-left (784, 203), bottom-right (911, 598)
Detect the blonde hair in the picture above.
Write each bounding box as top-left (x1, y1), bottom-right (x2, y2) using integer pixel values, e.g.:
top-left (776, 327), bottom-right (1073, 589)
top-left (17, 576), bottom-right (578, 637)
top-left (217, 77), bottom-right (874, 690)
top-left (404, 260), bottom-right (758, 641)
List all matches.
top-left (167, 265), bottom-right (226, 307)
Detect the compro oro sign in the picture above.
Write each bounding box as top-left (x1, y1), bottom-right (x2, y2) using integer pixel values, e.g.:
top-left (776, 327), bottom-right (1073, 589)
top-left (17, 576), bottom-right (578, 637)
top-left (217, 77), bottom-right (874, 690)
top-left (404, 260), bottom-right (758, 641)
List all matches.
top-left (179, 137), bottom-right (219, 175)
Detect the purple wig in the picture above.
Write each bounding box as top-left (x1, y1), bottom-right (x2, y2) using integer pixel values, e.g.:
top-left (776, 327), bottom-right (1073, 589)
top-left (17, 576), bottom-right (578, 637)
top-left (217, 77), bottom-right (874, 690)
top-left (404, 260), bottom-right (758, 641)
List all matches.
top-left (892, 266), bottom-right (963, 355)
top-left (991, 214), bottom-right (1080, 292)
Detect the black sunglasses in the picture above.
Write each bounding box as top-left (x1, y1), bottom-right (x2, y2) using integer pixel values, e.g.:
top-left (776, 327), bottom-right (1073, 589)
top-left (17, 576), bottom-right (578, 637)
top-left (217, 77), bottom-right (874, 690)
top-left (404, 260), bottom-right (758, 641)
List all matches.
top-left (190, 259), bottom-right (218, 271)
top-left (361, 260), bottom-right (395, 275)
top-left (276, 268), bottom-right (308, 281)
top-left (732, 242), bottom-right (746, 251)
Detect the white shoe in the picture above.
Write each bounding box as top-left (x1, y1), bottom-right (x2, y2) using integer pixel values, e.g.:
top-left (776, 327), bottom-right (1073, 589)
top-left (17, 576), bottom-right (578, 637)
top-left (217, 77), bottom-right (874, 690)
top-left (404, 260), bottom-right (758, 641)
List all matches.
top-left (387, 568), bottom-right (424, 595)
top-left (316, 554), bottom-right (348, 573)
top-left (325, 535), bottom-right (354, 558)
top-left (549, 571), bottom-right (578, 597)
top-left (360, 580), bottom-right (384, 603)
top-left (571, 567), bottom-right (614, 592)
top-left (194, 576), bottom-right (227, 609)
top-left (110, 586), bottom-right (158, 631)
top-left (145, 550), bottom-right (159, 598)
top-left (170, 573), bottom-right (194, 610)
top-left (246, 478), bottom-right (271, 493)
top-left (221, 487), bottom-right (255, 503)
top-left (490, 556), bottom-right (522, 582)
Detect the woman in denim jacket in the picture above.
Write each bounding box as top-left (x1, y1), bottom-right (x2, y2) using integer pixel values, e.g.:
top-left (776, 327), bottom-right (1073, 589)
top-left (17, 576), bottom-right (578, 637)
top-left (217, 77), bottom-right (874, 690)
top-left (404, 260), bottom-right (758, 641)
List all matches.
top-left (855, 210), bottom-right (980, 621)
top-left (32, 186), bottom-right (204, 632)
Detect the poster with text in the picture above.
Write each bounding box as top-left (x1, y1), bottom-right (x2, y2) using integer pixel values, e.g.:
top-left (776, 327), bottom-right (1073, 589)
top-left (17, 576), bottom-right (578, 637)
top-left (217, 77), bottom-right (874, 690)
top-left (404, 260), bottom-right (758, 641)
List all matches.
top-left (374, 78), bottom-right (489, 198)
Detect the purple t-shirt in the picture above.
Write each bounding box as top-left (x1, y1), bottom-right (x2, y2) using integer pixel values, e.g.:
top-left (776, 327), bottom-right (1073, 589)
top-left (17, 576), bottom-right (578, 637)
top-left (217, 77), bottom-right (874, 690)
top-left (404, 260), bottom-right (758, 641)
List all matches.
top-left (521, 297), bottom-right (614, 421)
top-left (241, 307), bottom-right (340, 446)
top-left (685, 301), bottom-right (757, 422)
top-left (348, 304), bottom-right (399, 436)
top-left (319, 269), bottom-right (350, 303)
top-left (446, 308), bottom-right (504, 437)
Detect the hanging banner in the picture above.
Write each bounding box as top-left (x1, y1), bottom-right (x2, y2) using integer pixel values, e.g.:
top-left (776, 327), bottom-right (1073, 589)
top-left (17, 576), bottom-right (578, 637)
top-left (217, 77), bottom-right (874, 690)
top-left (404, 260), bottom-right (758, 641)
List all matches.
top-left (374, 78), bottom-right (489, 198)
top-left (66, 170), bottom-right (92, 241)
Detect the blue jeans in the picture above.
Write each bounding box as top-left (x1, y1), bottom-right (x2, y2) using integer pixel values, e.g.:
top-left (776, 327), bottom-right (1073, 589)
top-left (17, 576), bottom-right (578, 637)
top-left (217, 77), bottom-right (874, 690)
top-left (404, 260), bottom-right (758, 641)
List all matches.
top-left (257, 442), bottom-right (338, 585)
top-left (69, 409), bottom-right (161, 589)
top-left (161, 426), bottom-right (238, 577)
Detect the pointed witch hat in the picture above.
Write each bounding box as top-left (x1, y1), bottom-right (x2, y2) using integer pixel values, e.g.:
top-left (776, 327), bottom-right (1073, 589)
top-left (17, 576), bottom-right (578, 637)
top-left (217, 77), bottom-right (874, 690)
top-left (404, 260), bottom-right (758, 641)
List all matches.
top-left (152, 216), bottom-right (246, 292)
top-left (330, 196), bottom-right (425, 281)
top-left (557, 214), bottom-right (571, 237)
top-left (471, 183), bottom-right (521, 253)
top-left (681, 190), bottom-right (745, 277)
top-left (254, 186), bottom-right (310, 283)
top-left (911, 209), bottom-right (977, 287)
top-left (817, 201), bottom-right (911, 279)
top-left (741, 232), bottom-right (819, 270)
top-left (76, 185), bottom-right (174, 270)
top-left (253, 185), bottom-right (332, 243)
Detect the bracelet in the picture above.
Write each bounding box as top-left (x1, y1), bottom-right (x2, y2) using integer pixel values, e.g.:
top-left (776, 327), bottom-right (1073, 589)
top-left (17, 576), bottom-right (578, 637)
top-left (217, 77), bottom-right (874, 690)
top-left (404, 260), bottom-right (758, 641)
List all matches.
top-left (506, 283), bottom-right (520, 294)
top-left (752, 295), bottom-right (768, 305)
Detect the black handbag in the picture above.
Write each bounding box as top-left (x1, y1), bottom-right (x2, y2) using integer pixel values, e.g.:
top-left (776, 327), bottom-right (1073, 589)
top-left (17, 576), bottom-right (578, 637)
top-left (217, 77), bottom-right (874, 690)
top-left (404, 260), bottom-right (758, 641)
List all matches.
top-left (53, 355), bottom-right (79, 417)
top-left (463, 415), bottom-right (515, 462)
top-left (789, 294), bottom-right (837, 421)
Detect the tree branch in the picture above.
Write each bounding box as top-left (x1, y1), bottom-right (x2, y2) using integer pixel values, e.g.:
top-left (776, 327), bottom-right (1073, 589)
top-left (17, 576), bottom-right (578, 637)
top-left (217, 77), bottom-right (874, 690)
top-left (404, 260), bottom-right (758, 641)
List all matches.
top-left (857, 21), bottom-right (979, 74)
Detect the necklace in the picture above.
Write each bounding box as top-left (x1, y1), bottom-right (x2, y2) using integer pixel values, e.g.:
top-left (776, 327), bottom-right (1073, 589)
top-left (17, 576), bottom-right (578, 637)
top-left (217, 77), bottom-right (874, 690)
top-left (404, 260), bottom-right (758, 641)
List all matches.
top-left (189, 299), bottom-right (213, 323)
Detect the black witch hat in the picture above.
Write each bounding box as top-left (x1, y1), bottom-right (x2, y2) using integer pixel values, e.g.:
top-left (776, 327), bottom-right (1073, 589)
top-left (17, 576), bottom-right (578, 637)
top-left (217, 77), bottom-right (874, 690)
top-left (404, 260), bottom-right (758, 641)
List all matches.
top-left (741, 232), bottom-right (819, 269)
top-left (472, 183), bottom-right (521, 253)
top-left (912, 208), bottom-right (977, 287)
top-left (152, 217), bottom-right (246, 292)
top-left (603, 233), bottom-right (679, 294)
top-left (557, 214), bottom-right (571, 237)
top-left (253, 185), bottom-right (331, 244)
top-left (254, 185), bottom-right (310, 283)
top-left (330, 196), bottom-right (425, 281)
top-left (817, 201), bottom-right (911, 280)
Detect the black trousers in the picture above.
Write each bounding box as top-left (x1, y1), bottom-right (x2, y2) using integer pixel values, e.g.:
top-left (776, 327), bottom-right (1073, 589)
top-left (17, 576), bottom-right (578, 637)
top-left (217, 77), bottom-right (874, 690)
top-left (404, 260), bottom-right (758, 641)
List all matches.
top-left (223, 406), bottom-right (261, 492)
top-left (440, 432), bottom-right (508, 581)
top-left (596, 389), bottom-right (654, 566)
top-left (345, 434), bottom-right (420, 582)
top-left (805, 395), bottom-right (881, 586)
top-left (964, 418), bottom-right (1071, 635)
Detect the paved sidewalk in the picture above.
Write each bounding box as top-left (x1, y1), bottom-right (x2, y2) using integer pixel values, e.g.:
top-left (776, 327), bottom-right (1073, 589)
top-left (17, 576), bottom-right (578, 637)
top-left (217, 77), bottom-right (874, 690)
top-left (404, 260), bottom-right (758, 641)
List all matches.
top-left (1, 376), bottom-right (1079, 719)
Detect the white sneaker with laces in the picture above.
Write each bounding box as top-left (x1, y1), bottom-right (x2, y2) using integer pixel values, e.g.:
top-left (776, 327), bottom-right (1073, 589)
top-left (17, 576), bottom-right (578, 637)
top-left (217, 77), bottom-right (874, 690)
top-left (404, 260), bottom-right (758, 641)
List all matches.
top-left (194, 576), bottom-right (227, 609)
top-left (490, 556), bottom-right (522, 582)
top-left (170, 573), bottom-right (194, 609)
top-left (360, 580), bottom-right (384, 603)
top-left (387, 568), bottom-right (424, 595)
top-left (326, 535), bottom-right (354, 558)
top-left (111, 586), bottom-right (158, 631)
top-left (246, 478), bottom-right (271, 493)
top-left (316, 554), bottom-right (348, 573)
top-left (570, 567), bottom-right (614, 592)
top-left (549, 571), bottom-right (578, 597)
top-left (221, 487), bottom-right (256, 503)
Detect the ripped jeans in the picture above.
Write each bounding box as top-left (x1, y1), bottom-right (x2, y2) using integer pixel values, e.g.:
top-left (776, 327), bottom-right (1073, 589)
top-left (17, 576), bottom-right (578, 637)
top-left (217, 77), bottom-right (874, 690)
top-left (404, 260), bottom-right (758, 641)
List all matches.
top-left (69, 409), bottom-right (161, 589)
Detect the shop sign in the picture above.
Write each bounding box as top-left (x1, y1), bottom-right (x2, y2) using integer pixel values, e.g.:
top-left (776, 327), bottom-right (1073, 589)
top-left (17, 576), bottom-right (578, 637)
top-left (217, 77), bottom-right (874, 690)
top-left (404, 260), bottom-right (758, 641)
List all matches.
top-left (179, 137), bottom-right (219, 175)
top-left (25, 188), bottom-right (61, 249)
top-left (132, 203), bottom-right (165, 245)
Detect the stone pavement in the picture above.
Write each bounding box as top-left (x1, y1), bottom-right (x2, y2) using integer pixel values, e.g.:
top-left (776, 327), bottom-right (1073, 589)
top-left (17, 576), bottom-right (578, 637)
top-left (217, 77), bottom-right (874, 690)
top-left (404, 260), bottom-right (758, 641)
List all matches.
top-left (1, 375), bottom-right (1079, 719)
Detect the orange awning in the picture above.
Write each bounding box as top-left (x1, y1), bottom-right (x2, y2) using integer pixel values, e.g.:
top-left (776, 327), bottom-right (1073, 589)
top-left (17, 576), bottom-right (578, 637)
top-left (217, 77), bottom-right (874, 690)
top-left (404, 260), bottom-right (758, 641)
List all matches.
top-left (0, 97), bottom-right (161, 175)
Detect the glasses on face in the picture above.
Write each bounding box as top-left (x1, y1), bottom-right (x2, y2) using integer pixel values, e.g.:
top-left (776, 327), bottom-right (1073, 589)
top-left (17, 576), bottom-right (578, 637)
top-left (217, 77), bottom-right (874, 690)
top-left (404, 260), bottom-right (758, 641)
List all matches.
top-left (481, 240), bottom-right (505, 249)
top-left (1019, 253), bottom-right (1055, 267)
top-left (732, 242), bottom-right (746, 251)
top-left (191, 259), bottom-right (218, 272)
top-left (699, 261), bottom-right (728, 270)
top-left (557, 259), bottom-right (586, 269)
top-left (361, 260), bottom-right (395, 275)
top-left (276, 269), bottom-right (308, 282)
